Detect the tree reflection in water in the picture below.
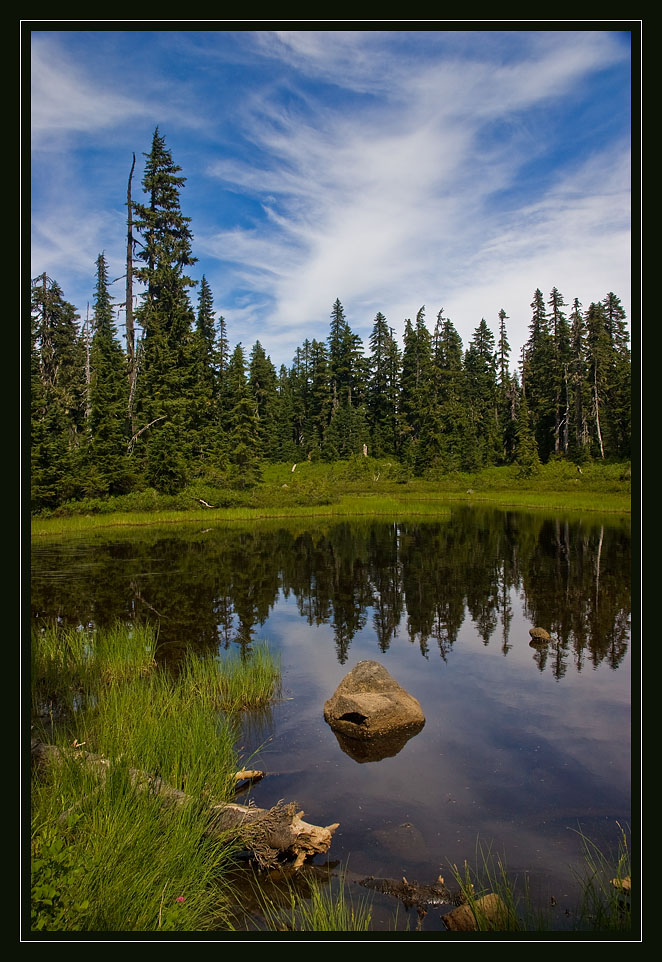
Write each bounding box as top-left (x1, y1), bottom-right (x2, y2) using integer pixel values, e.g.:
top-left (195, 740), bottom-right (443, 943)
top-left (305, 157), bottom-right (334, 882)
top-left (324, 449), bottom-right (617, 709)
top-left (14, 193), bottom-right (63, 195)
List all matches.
top-left (31, 507), bottom-right (630, 679)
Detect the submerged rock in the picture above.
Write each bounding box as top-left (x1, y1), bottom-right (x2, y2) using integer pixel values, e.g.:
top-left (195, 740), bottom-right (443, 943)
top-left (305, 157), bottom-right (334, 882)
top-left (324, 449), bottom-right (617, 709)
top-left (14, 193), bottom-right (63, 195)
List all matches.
top-left (323, 661), bottom-right (425, 762)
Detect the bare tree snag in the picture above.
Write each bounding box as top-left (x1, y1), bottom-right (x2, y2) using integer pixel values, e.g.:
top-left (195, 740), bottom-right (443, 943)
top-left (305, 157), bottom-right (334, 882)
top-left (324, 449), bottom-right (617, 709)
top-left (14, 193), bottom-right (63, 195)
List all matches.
top-left (126, 152), bottom-right (137, 430)
top-left (127, 415), bottom-right (166, 452)
top-left (31, 741), bottom-right (337, 870)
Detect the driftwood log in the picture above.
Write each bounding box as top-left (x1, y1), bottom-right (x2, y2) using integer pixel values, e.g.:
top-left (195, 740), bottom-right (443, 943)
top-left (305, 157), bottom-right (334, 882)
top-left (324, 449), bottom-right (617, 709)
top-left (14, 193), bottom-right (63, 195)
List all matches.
top-left (31, 740), bottom-right (339, 870)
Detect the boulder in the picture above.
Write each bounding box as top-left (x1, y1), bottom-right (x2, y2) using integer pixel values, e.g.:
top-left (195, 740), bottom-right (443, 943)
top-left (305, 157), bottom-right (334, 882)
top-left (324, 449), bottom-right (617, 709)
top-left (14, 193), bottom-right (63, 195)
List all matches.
top-left (323, 661), bottom-right (425, 761)
top-left (529, 627), bottom-right (551, 644)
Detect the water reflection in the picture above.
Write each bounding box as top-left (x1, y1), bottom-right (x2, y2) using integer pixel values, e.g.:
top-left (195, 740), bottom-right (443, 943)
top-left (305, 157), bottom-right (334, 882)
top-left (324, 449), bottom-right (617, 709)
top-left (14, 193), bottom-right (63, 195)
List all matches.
top-left (30, 507), bottom-right (630, 679)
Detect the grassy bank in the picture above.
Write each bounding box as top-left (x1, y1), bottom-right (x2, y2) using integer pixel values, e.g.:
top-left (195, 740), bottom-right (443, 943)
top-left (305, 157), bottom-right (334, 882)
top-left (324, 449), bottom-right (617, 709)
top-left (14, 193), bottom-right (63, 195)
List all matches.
top-left (30, 459), bottom-right (631, 537)
top-left (30, 623), bottom-right (281, 933)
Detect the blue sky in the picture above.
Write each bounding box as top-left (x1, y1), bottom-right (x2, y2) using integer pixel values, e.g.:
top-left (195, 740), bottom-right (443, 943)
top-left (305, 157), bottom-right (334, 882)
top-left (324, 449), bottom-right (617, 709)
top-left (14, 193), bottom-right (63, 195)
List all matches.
top-left (30, 27), bottom-right (633, 371)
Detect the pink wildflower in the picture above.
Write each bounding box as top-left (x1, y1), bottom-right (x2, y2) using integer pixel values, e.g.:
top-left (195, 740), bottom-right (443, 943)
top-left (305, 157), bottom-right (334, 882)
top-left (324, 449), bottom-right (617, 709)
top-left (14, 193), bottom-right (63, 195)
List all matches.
top-left (176, 896), bottom-right (186, 903)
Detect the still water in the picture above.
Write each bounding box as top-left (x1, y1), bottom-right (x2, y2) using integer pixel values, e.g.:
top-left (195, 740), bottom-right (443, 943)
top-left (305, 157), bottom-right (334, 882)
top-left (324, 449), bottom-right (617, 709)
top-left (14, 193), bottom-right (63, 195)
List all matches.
top-left (30, 506), bottom-right (632, 930)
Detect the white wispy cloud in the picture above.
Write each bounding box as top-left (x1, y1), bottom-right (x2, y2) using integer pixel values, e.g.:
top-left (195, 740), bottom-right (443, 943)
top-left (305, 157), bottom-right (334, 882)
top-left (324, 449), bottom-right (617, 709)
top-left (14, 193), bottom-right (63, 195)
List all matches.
top-left (200, 30), bottom-right (630, 362)
top-left (30, 35), bottom-right (149, 146)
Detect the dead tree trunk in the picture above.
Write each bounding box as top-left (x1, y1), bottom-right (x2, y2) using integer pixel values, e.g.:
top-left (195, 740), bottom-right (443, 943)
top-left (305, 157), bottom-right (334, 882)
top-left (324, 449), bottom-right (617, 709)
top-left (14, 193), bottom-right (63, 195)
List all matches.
top-left (126, 152), bottom-right (137, 431)
top-left (31, 741), bottom-right (338, 870)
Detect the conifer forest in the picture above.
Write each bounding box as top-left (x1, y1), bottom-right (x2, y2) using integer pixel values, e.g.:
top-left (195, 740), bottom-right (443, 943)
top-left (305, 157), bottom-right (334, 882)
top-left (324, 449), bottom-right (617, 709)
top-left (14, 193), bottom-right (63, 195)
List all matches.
top-left (30, 129), bottom-right (632, 513)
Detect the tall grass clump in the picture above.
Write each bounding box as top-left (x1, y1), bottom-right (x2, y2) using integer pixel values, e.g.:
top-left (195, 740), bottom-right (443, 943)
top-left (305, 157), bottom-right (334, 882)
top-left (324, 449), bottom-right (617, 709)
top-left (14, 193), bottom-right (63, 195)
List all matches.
top-left (31, 622), bottom-right (158, 734)
top-left (31, 761), bottom-right (239, 932)
top-left (448, 830), bottom-right (633, 934)
top-left (177, 644), bottom-right (281, 714)
top-left (572, 823), bottom-right (632, 933)
top-left (255, 867), bottom-right (373, 932)
top-left (449, 841), bottom-right (532, 932)
top-left (30, 623), bottom-right (282, 932)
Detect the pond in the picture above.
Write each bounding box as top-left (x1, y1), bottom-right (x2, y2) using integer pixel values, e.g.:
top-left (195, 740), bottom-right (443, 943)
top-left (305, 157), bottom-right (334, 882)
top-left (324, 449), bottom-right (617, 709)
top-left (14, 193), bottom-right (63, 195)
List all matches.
top-left (30, 505), bottom-right (632, 931)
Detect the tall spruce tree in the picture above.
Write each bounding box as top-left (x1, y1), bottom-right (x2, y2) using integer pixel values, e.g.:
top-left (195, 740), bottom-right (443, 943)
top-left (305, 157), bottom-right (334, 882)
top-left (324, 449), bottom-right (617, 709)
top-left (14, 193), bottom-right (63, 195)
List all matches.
top-left (327, 298), bottom-right (367, 410)
top-left (249, 340), bottom-right (279, 461)
top-left (87, 253), bottom-right (131, 494)
top-left (400, 308), bottom-right (433, 471)
top-left (367, 312), bottom-right (400, 457)
top-left (496, 308), bottom-right (517, 462)
top-left (190, 275), bottom-right (223, 463)
top-left (437, 311), bottom-right (469, 469)
top-left (309, 339), bottom-right (333, 456)
top-left (131, 128), bottom-right (197, 476)
top-left (547, 288), bottom-right (571, 456)
top-left (602, 292), bottom-right (631, 459)
top-left (225, 344), bottom-right (261, 487)
top-left (523, 289), bottom-right (555, 461)
top-left (30, 275), bottom-right (87, 509)
top-left (464, 318), bottom-right (499, 467)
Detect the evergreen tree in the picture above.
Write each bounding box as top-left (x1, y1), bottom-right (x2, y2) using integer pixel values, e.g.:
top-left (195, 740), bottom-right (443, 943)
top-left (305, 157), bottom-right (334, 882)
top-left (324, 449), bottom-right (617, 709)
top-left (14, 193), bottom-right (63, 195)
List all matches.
top-left (220, 342), bottom-right (262, 486)
top-left (323, 400), bottom-right (369, 460)
top-left (602, 292), bottom-right (631, 459)
top-left (189, 275), bottom-right (223, 464)
top-left (30, 275), bottom-right (87, 509)
top-left (399, 308), bottom-right (433, 470)
top-left (547, 288), bottom-right (571, 456)
top-left (273, 364), bottom-right (299, 462)
top-left (431, 310), bottom-right (469, 471)
top-left (513, 391), bottom-right (541, 476)
top-left (249, 340), bottom-right (279, 461)
top-left (367, 312), bottom-right (400, 457)
top-left (496, 309), bottom-right (517, 462)
top-left (327, 298), bottom-right (367, 410)
top-left (87, 253), bottom-right (131, 495)
top-left (464, 318), bottom-right (499, 467)
top-left (309, 339), bottom-right (333, 456)
top-left (132, 128), bottom-right (198, 467)
top-left (522, 289), bottom-right (555, 461)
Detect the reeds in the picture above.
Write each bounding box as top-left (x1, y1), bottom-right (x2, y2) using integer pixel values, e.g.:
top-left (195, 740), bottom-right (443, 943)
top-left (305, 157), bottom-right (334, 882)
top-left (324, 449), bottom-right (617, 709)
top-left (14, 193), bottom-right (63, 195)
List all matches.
top-left (448, 830), bottom-right (633, 934)
top-left (30, 622), bottom-right (281, 932)
top-left (572, 823), bottom-right (632, 933)
top-left (254, 867), bottom-right (374, 933)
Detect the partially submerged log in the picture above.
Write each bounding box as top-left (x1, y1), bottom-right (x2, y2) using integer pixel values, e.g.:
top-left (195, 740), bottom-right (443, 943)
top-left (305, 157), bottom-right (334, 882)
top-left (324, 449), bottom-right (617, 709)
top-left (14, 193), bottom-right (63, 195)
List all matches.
top-left (358, 874), bottom-right (461, 912)
top-left (31, 740), bottom-right (338, 870)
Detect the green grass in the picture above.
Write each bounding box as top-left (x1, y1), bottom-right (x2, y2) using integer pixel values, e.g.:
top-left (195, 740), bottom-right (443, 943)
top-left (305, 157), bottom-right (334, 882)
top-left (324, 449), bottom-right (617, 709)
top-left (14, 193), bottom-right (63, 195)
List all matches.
top-left (30, 623), bottom-right (282, 933)
top-left (254, 867), bottom-right (374, 933)
top-left (572, 823), bottom-right (632, 933)
top-left (448, 830), bottom-right (633, 935)
top-left (31, 622), bottom-right (158, 726)
top-left (31, 459), bottom-right (630, 537)
top-left (177, 645), bottom-right (281, 714)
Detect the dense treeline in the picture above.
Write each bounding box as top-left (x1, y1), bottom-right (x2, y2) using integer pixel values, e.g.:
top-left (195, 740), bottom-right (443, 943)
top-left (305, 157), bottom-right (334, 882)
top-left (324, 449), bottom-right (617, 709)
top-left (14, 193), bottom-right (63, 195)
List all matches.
top-left (30, 129), bottom-right (631, 512)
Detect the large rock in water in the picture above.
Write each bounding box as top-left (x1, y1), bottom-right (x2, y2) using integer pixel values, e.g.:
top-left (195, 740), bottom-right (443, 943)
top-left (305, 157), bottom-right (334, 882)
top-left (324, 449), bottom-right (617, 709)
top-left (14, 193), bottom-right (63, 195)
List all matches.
top-left (323, 661), bottom-right (425, 762)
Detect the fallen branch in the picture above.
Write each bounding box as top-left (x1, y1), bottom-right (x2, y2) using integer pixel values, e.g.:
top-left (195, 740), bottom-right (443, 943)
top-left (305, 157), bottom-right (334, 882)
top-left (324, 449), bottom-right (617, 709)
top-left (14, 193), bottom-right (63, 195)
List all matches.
top-left (31, 741), bottom-right (337, 869)
top-left (358, 874), bottom-right (461, 912)
top-left (127, 415), bottom-right (166, 452)
top-left (234, 769), bottom-right (265, 784)
top-left (191, 498), bottom-right (218, 508)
